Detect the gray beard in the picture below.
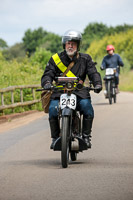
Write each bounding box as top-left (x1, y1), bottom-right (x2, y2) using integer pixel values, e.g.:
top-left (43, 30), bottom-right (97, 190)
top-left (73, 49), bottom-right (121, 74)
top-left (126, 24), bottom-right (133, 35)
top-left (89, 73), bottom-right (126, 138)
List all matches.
top-left (66, 49), bottom-right (77, 57)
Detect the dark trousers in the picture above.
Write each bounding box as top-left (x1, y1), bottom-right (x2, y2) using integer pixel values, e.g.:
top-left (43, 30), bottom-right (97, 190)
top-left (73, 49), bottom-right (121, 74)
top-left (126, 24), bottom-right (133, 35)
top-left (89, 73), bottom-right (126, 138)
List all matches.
top-left (49, 97), bottom-right (94, 119)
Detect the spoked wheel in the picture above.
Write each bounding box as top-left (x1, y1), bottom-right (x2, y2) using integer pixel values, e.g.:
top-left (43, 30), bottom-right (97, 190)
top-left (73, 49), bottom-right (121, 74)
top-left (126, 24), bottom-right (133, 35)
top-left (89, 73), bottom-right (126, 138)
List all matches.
top-left (108, 80), bottom-right (112, 104)
top-left (61, 116), bottom-right (70, 168)
top-left (70, 151), bottom-right (77, 161)
top-left (113, 90), bottom-right (117, 103)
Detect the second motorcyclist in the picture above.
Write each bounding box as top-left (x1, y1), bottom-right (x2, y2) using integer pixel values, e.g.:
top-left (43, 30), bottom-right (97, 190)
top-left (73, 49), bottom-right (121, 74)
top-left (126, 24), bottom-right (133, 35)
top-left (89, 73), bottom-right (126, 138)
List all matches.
top-left (101, 45), bottom-right (124, 94)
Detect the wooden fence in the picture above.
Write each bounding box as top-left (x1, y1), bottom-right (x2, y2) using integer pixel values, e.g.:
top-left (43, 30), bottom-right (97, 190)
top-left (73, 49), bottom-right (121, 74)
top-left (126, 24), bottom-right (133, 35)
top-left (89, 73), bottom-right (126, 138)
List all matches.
top-left (0, 85), bottom-right (41, 111)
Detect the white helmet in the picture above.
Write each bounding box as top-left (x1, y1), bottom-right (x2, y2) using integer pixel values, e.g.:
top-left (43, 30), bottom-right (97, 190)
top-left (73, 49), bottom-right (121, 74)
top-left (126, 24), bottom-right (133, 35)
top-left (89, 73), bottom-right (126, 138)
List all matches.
top-left (62, 30), bottom-right (82, 51)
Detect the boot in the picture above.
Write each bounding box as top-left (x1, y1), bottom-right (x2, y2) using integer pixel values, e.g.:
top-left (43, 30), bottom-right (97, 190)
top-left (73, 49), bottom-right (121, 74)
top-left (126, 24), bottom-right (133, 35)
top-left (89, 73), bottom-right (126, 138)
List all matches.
top-left (49, 117), bottom-right (60, 149)
top-left (82, 116), bottom-right (93, 148)
top-left (115, 85), bottom-right (119, 94)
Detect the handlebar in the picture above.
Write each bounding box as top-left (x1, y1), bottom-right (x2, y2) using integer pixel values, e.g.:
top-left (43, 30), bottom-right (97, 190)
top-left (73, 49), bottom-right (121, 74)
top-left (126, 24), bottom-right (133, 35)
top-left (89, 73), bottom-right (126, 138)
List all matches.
top-left (36, 77), bottom-right (96, 92)
top-left (36, 85), bottom-right (95, 92)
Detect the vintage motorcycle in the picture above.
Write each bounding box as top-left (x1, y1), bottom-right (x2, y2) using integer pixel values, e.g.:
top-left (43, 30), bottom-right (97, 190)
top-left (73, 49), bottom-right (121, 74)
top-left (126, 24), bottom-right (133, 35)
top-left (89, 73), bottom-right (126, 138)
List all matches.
top-left (103, 68), bottom-right (117, 104)
top-left (37, 77), bottom-right (94, 168)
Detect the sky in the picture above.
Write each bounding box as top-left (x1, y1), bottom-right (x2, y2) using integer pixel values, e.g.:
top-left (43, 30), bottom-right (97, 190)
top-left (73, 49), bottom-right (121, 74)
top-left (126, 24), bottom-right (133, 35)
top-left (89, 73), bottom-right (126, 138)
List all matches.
top-left (0, 0), bottom-right (133, 46)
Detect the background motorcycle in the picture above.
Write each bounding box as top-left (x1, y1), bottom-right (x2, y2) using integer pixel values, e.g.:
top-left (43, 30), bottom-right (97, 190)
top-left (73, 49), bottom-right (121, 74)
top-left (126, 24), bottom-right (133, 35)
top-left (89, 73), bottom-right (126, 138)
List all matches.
top-left (103, 68), bottom-right (117, 104)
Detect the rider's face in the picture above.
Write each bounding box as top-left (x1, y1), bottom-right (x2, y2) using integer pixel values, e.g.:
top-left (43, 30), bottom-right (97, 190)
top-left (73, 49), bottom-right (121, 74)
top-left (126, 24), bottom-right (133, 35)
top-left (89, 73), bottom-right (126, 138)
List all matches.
top-left (107, 49), bottom-right (114, 55)
top-left (65, 41), bottom-right (77, 57)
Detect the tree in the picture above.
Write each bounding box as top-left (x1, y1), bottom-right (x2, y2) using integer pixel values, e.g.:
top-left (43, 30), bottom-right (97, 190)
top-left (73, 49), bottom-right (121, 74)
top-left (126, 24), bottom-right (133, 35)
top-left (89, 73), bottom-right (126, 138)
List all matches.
top-left (41, 33), bottom-right (62, 54)
top-left (108, 24), bottom-right (133, 35)
top-left (0, 38), bottom-right (8, 49)
top-left (81, 23), bottom-right (108, 52)
top-left (86, 29), bottom-right (133, 69)
top-left (22, 27), bottom-right (48, 56)
top-left (2, 43), bottom-right (25, 61)
top-left (81, 23), bottom-right (133, 53)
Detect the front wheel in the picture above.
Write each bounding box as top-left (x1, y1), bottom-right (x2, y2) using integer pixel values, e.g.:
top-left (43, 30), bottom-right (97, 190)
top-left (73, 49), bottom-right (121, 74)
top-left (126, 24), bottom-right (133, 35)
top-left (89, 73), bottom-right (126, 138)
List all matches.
top-left (61, 116), bottom-right (70, 168)
top-left (107, 80), bottom-right (112, 104)
top-left (113, 88), bottom-right (117, 103)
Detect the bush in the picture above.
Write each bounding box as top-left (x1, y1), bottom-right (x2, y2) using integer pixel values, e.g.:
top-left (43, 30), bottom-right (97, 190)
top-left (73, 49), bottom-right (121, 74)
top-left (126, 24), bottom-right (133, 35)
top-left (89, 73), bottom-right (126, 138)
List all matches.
top-left (30, 48), bottom-right (52, 70)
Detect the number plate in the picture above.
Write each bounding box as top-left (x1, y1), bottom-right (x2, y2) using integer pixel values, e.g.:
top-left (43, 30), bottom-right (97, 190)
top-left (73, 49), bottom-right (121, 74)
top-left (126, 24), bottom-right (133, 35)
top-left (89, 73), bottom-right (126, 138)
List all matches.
top-left (105, 68), bottom-right (114, 75)
top-left (60, 94), bottom-right (77, 110)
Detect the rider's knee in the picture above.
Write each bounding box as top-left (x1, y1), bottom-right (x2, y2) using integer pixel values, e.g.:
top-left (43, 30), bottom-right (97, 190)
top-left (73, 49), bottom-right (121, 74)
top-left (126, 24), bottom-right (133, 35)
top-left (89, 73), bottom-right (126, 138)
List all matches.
top-left (49, 107), bottom-right (58, 119)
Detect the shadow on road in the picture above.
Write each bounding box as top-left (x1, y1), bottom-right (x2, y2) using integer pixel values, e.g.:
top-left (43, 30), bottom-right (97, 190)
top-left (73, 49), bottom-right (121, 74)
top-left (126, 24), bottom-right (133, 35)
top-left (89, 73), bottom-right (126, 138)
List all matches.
top-left (5, 158), bottom-right (88, 169)
top-left (93, 102), bottom-right (109, 106)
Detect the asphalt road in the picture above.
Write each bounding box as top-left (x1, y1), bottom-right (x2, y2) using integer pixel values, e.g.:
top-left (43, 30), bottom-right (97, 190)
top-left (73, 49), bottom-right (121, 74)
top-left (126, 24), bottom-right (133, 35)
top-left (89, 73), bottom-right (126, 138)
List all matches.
top-left (0, 91), bottom-right (133, 200)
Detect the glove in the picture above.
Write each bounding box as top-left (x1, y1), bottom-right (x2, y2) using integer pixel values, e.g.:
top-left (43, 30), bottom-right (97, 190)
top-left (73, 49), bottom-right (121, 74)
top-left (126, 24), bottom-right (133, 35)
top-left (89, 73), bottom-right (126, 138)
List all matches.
top-left (43, 82), bottom-right (52, 90)
top-left (100, 66), bottom-right (104, 70)
top-left (94, 85), bottom-right (102, 93)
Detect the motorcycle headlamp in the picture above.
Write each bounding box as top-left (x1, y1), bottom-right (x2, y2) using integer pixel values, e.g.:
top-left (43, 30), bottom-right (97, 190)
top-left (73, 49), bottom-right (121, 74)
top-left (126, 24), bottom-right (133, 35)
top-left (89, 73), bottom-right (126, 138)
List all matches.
top-left (76, 83), bottom-right (83, 90)
top-left (66, 82), bottom-right (74, 90)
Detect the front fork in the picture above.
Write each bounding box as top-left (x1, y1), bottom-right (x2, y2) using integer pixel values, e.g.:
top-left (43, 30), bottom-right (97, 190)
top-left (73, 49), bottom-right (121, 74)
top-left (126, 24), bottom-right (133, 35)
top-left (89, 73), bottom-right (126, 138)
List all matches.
top-left (59, 107), bottom-right (72, 138)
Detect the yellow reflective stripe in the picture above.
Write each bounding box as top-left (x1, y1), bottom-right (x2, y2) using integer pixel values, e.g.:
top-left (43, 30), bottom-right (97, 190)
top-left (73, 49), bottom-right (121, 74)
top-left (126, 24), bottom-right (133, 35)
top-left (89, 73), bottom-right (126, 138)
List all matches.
top-left (52, 53), bottom-right (66, 72)
top-left (52, 53), bottom-right (76, 77)
top-left (66, 70), bottom-right (76, 77)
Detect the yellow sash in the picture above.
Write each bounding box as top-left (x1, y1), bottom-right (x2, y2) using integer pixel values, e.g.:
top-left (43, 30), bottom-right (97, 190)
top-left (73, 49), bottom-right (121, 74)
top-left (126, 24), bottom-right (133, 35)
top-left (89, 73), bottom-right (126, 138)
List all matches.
top-left (52, 53), bottom-right (76, 77)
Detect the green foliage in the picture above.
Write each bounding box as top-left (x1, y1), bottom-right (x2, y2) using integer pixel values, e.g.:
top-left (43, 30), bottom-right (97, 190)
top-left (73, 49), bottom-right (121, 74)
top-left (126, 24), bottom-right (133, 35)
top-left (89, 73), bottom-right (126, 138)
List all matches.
top-left (0, 28), bottom-right (62, 61)
top-left (86, 29), bottom-right (133, 69)
top-left (22, 27), bottom-right (48, 56)
top-left (0, 51), bottom-right (5, 61)
top-left (119, 70), bottom-right (133, 91)
top-left (22, 27), bottom-right (62, 56)
top-left (86, 28), bottom-right (133, 92)
top-left (81, 23), bottom-right (133, 52)
top-left (0, 38), bottom-right (8, 49)
top-left (41, 33), bottom-right (62, 54)
top-left (2, 43), bottom-right (26, 61)
top-left (81, 22), bottom-right (108, 52)
top-left (1, 23), bottom-right (133, 61)
top-left (107, 24), bottom-right (133, 35)
top-left (0, 56), bottom-right (43, 88)
top-left (30, 48), bottom-right (52, 70)
top-left (1, 23), bottom-right (133, 115)
top-left (0, 57), bottom-right (44, 114)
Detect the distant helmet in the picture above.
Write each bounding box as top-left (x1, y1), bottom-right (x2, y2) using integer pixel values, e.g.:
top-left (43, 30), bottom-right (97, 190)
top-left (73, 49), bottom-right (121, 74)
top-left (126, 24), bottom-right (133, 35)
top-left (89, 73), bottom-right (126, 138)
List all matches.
top-left (62, 30), bottom-right (82, 51)
top-left (106, 45), bottom-right (115, 51)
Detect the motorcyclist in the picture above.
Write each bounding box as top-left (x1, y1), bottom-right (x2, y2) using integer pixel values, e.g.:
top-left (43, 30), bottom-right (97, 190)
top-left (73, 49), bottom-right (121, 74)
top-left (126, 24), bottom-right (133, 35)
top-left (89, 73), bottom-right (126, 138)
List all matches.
top-left (41, 30), bottom-right (102, 149)
top-left (101, 45), bottom-right (124, 93)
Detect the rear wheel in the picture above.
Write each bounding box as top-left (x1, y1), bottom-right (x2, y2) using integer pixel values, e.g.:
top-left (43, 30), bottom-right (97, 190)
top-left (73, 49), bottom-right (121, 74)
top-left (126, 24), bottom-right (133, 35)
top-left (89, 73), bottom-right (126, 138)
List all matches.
top-left (107, 80), bottom-right (112, 104)
top-left (61, 116), bottom-right (70, 168)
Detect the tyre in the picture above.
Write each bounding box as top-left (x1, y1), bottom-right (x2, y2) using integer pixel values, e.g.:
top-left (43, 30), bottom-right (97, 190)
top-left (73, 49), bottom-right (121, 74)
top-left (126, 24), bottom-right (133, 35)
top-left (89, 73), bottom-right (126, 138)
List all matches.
top-left (70, 151), bottom-right (77, 161)
top-left (61, 116), bottom-right (70, 168)
top-left (113, 90), bottom-right (117, 103)
top-left (107, 80), bottom-right (112, 104)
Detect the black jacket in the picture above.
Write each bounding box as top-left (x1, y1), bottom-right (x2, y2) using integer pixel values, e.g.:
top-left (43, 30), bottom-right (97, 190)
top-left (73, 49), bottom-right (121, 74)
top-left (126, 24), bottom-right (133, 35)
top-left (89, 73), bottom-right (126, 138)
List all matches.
top-left (41, 51), bottom-right (102, 99)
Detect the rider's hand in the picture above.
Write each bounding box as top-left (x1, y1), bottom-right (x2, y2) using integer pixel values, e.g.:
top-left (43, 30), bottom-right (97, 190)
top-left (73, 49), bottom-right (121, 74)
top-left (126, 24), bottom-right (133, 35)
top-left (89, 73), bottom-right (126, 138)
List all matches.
top-left (43, 82), bottom-right (52, 90)
top-left (100, 66), bottom-right (104, 70)
top-left (78, 80), bottom-right (83, 84)
top-left (94, 85), bottom-right (102, 93)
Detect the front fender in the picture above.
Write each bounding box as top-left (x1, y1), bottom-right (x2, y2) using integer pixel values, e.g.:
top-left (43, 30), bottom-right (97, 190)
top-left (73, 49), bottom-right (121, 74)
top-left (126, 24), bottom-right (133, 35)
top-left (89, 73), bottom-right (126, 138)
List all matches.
top-left (62, 107), bottom-right (72, 116)
top-left (104, 76), bottom-right (114, 81)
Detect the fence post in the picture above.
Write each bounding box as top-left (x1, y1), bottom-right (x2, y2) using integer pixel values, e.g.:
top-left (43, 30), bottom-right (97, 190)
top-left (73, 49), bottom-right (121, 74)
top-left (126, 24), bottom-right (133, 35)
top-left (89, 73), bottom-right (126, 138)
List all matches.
top-left (11, 90), bottom-right (14, 113)
top-left (32, 88), bottom-right (35, 100)
top-left (11, 91), bottom-right (14, 104)
top-left (0, 93), bottom-right (4, 115)
top-left (1, 92), bottom-right (4, 106)
top-left (20, 89), bottom-right (23, 102)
